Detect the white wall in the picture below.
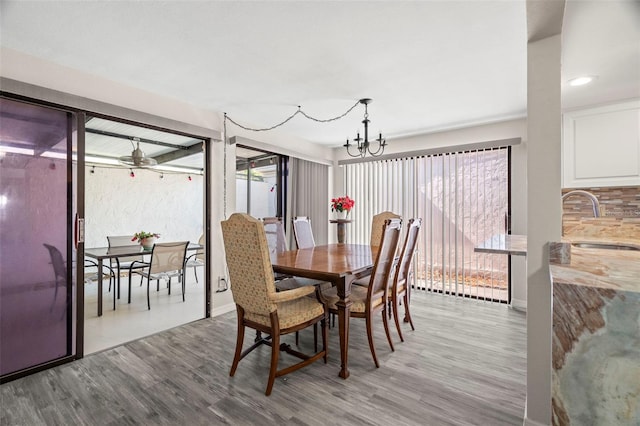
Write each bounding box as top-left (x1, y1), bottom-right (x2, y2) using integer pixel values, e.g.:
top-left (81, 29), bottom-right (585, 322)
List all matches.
top-left (84, 166), bottom-right (203, 248)
top-left (525, 34), bottom-right (562, 426)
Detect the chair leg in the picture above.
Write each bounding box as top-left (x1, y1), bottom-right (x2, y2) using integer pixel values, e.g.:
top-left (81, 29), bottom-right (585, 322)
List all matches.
top-left (194, 266), bottom-right (199, 284)
top-left (230, 307), bottom-right (245, 377)
top-left (265, 312), bottom-right (281, 396)
top-left (382, 307), bottom-right (395, 352)
top-left (321, 316), bottom-right (328, 363)
top-left (403, 292), bottom-right (415, 331)
top-left (181, 274), bottom-right (185, 302)
top-left (392, 294), bottom-right (404, 342)
top-left (313, 323), bottom-right (318, 353)
top-left (295, 331), bottom-right (299, 346)
top-left (365, 313), bottom-right (379, 368)
top-left (128, 273), bottom-right (132, 303)
top-left (147, 276), bottom-right (151, 310)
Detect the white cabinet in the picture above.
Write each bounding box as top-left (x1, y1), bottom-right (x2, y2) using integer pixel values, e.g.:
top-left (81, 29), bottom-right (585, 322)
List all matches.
top-left (563, 100), bottom-right (640, 188)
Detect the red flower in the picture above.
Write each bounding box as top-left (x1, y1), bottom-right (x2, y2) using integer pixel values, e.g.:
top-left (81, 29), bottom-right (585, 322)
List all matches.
top-left (331, 195), bottom-right (355, 213)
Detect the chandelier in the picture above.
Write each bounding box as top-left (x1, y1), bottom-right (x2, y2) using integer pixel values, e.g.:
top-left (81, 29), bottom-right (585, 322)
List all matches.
top-left (343, 98), bottom-right (387, 158)
top-left (118, 138), bottom-right (158, 167)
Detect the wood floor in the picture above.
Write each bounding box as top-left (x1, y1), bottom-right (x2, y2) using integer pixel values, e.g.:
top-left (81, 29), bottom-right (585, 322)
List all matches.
top-left (1, 291), bottom-right (527, 426)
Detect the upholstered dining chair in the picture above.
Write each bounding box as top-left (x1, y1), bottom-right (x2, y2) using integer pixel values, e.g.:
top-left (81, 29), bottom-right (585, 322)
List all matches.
top-left (292, 216), bottom-right (315, 249)
top-left (185, 234), bottom-right (205, 283)
top-left (370, 211), bottom-right (402, 248)
top-left (353, 212), bottom-right (402, 288)
top-left (388, 218), bottom-right (422, 342)
top-left (261, 216), bottom-right (332, 347)
top-left (107, 235), bottom-right (146, 297)
top-left (320, 218), bottom-right (401, 368)
top-left (221, 213), bottom-right (328, 396)
top-left (128, 241), bottom-right (189, 310)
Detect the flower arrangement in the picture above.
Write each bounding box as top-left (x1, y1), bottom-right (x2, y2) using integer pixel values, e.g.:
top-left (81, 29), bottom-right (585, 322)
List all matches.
top-left (132, 231), bottom-right (160, 243)
top-left (331, 195), bottom-right (355, 214)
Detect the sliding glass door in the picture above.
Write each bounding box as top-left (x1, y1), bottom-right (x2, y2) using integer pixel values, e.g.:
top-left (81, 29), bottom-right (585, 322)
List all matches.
top-left (344, 147), bottom-right (511, 303)
top-left (0, 97), bottom-right (77, 381)
top-left (235, 145), bottom-right (284, 218)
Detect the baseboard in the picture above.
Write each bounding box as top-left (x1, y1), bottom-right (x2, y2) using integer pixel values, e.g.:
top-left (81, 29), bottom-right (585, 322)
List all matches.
top-left (211, 302), bottom-right (235, 317)
top-left (523, 417), bottom-right (548, 426)
top-left (511, 298), bottom-right (527, 312)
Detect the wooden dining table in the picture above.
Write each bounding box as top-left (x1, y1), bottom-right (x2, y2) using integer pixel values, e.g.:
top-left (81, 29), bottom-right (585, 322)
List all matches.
top-left (272, 243), bottom-right (375, 379)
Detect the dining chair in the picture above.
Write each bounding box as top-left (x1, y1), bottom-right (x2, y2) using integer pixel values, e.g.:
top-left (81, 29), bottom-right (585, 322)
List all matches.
top-left (185, 234), bottom-right (205, 283)
top-left (261, 216), bottom-right (331, 347)
top-left (389, 218), bottom-right (421, 342)
top-left (221, 213), bottom-right (328, 396)
top-left (353, 213), bottom-right (402, 288)
top-left (128, 241), bottom-right (189, 310)
top-left (107, 235), bottom-right (146, 297)
top-left (320, 218), bottom-right (401, 368)
top-left (292, 216), bottom-right (315, 249)
top-left (370, 211), bottom-right (402, 248)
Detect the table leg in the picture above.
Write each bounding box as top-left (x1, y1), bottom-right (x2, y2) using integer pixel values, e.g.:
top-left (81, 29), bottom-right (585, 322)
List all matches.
top-left (97, 258), bottom-right (103, 317)
top-left (336, 276), bottom-right (353, 379)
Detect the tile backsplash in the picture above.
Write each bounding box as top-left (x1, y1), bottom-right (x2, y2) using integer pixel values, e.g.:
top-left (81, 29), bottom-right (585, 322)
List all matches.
top-left (562, 186), bottom-right (640, 240)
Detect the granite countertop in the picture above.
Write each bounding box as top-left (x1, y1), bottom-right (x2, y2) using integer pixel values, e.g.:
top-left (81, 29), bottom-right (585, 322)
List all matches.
top-left (474, 234), bottom-right (527, 256)
top-left (550, 238), bottom-right (640, 293)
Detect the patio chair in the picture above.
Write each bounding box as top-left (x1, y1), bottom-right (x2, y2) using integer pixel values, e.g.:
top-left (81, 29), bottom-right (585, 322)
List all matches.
top-left (221, 213), bottom-right (328, 395)
top-left (107, 235), bottom-right (146, 298)
top-left (128, 241), bottom-right (189, 310)
top-left (185, 234), bottom-right (205, 283)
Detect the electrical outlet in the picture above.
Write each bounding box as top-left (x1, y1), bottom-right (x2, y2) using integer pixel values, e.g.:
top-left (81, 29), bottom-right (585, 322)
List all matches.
top-left (217, 276), bottom-right (228, 292)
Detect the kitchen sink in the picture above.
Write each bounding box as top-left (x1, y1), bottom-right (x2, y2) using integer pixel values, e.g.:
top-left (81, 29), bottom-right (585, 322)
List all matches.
top-left (572, 242), bottom-right (640, 251)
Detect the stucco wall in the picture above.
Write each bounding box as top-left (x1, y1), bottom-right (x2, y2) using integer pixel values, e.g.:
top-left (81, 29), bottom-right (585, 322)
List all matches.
top-left (84, 166), bottom-right (203, 248)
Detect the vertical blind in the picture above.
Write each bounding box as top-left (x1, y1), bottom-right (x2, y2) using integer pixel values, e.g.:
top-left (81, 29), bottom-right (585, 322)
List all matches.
top-left (287, 157), bottom-right (329, 247)
top-left (344, 147), bottom-right (510, 302)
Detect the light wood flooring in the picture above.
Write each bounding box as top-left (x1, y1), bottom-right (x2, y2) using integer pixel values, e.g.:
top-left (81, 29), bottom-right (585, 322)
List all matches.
top-left (1, 291), bottom-right (527, 426)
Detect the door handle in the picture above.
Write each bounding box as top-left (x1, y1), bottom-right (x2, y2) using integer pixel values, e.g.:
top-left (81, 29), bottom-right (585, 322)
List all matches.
top-left (74, 214), bottom-right (85, 249)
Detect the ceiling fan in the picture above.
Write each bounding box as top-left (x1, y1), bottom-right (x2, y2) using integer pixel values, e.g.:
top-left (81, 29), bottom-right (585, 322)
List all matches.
top-left (118, 138), bottom-right (158, 167)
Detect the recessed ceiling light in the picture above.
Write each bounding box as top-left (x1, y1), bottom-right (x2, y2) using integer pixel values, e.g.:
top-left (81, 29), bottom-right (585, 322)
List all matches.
top-left (568, 76), bottom-right (596, 87)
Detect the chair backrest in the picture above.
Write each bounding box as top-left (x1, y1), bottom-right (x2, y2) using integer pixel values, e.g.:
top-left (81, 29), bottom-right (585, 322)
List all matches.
top-left (262, 217), bottom-right (288, 263)
top-left (292, 216), bottom-right (315, 249)
top-left (195, 233), bottom-right (205, 261)
top-left (148, 242), bottom-right (189, 274)
top-left (107, 235), bottom-right (144, 263)
top-left (393, 218), bottom-right (422, 292)
top-left (366, 219), bottom-right (402, 303)
top-left (43, 243), bottom-right (66, 281)
top-left (370, 211), bottom-right (401, 247)
top-left (221, 213), bottom-right (277, 316)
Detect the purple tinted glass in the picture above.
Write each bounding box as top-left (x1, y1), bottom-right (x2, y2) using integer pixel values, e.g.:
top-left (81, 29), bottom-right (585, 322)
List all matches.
top-left (0, 98), bottom-right (70, 376)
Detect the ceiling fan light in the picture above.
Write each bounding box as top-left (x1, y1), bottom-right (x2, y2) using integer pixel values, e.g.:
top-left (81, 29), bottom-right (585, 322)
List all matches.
top-left (118, 141), bottom-right (158, 167)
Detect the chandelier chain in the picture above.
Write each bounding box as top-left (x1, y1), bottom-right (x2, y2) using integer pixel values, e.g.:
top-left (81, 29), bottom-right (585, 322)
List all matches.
top-left (224, 100), bottom-right (361, 132)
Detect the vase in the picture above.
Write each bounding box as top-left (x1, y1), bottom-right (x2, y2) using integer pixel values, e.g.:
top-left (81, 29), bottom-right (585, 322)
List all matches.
top-left (140, 237), bottom-right (156, 250)
top-left (335, 210), bottom-right (349, 220)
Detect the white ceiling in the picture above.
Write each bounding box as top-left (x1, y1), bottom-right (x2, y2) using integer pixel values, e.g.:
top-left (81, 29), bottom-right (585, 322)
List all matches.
top-left (1, 1), bottom-right (638, 147)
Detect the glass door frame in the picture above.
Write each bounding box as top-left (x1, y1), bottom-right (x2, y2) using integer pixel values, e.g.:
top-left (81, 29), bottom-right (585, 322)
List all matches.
top-left (0, 87), bottom-right (214, 378)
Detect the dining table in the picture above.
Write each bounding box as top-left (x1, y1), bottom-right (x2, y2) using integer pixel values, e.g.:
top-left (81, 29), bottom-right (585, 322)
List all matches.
top-left (85, 242), bottom-right (203, 316)
top-left (272, 243), bottom-right (376, 379)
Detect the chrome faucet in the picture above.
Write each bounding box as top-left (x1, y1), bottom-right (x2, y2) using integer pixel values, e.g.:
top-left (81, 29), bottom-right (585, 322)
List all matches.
top-left (562, 190), bottom-right (601, 217)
